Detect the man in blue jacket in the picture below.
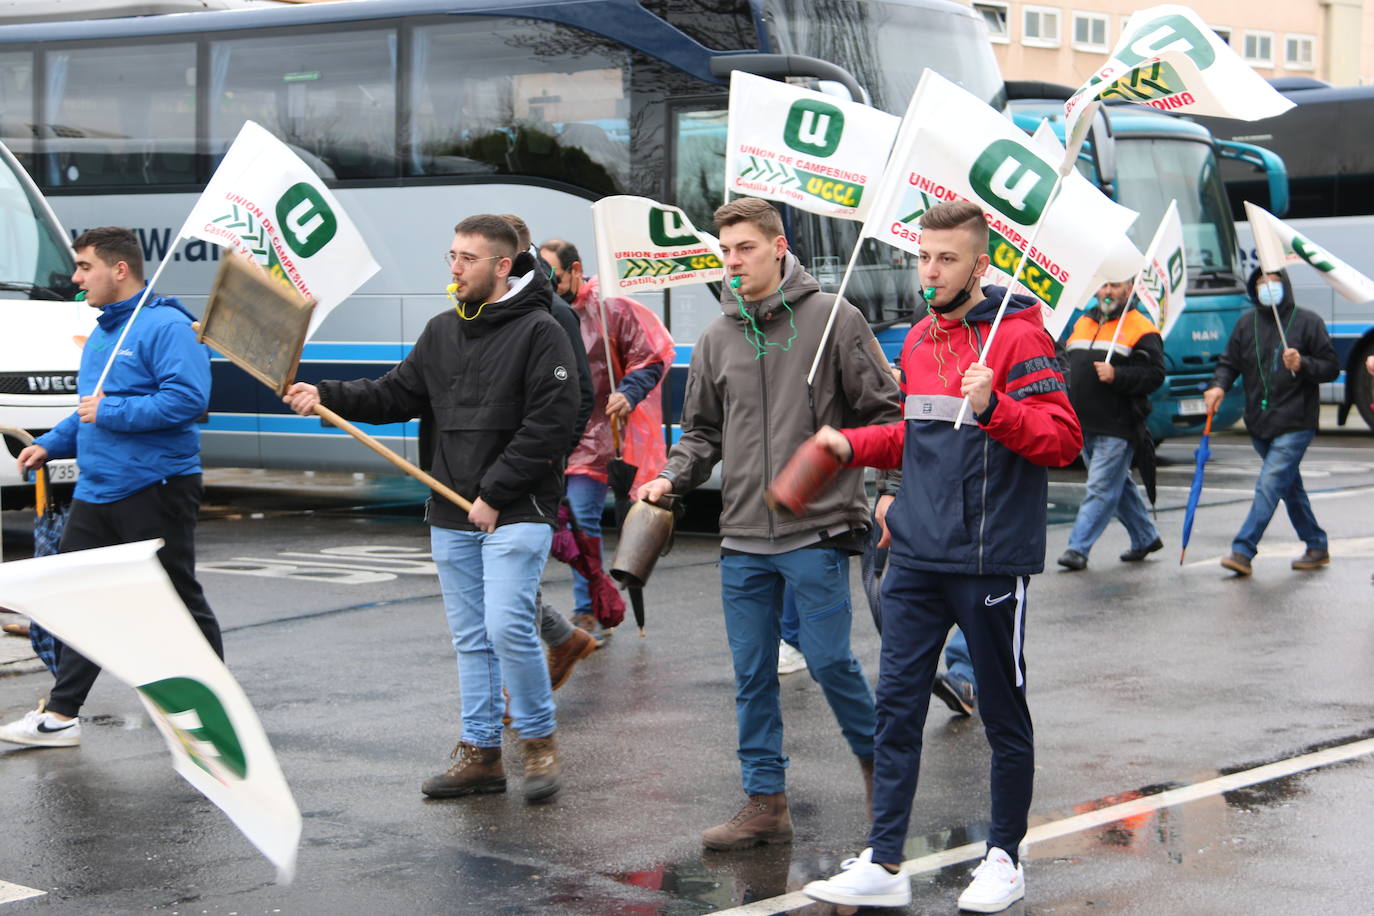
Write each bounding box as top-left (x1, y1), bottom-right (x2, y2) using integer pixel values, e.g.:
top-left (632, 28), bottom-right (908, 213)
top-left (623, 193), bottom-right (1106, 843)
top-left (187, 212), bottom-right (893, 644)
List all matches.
top-left (2, 227), bottom-right (218, 749)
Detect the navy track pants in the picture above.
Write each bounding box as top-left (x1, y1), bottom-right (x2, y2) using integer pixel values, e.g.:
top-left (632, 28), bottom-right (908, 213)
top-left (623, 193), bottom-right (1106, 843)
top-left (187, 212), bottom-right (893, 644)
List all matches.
top-left (867, 565), bottom-right (1033, 865)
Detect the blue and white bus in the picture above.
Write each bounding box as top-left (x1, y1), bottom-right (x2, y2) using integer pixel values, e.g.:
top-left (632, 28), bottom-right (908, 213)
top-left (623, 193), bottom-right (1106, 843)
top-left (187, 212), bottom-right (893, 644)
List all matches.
top-left (0, 138), bottom-right (86, 507)
top-left (1192, 81), bottom-right (1374, 431)
top-left (0, 0), bottom-right (1002, 473)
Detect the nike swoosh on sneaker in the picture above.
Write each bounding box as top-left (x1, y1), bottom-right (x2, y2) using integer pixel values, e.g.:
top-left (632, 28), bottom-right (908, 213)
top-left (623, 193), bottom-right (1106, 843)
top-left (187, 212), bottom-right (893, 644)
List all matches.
top-left (985, 591), bottom-right (1013, 606)
top-left (36, 720), bottom-right (76, 733)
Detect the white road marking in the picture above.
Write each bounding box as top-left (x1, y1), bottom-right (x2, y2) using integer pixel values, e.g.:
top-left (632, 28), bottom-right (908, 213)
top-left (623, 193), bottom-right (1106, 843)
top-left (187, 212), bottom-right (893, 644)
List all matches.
top-left (703, 735), bottom-right (1374, 916)
top-left (0, 880), bottom-right (44, 905)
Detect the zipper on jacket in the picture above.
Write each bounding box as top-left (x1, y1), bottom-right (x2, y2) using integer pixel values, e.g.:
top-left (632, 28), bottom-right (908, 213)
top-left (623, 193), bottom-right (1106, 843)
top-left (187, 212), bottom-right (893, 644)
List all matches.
top-left (759, 355), bottom-right (775, 539)
top-left (978, 434), bottom-right (990, 575)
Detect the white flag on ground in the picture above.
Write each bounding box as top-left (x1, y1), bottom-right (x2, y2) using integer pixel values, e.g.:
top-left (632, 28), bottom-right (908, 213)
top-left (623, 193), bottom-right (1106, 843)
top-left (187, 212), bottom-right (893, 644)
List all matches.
top-left (1062, 5), bottom-right (1294, 158)
top-left (1133, 200), bottom-right (1190, 339)
top-left (591, 196), bottom-right (723, 297)
top-left (1245, 201), bottom-right (1374, 304)
top-left (861, 70), bottom-right (1138, 318)
top-left (724, 71), bottom-right (900, 221)
top-left (179, 121), bottom-right (380, 338)
top-left (0, 542), bottom-right (301, 881)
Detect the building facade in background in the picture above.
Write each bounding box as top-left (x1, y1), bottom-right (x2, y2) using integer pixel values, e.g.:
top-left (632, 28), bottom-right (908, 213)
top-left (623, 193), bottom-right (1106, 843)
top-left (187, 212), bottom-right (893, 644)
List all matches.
top-left (974, 0), bottom-right (1373, 88)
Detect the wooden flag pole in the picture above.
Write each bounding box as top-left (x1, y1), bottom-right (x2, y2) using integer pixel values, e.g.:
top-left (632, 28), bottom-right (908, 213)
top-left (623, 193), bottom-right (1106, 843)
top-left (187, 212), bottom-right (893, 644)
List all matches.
top-left (312, 405), bottom-right (472, 512)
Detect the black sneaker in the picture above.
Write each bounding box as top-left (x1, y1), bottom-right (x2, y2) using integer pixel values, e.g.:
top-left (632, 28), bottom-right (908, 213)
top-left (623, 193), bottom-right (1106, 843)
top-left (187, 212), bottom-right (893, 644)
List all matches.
top-left (1120, 537), bottom-right (1164, 562)
top-left (1057, 549), bottom-right (1087, 571)
top-left (931, 673), bottom-right (975, 717)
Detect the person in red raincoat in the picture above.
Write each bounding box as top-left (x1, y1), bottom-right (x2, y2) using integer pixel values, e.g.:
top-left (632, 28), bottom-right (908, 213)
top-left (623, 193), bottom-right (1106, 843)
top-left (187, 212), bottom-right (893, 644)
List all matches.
top-left (539, 239), bottom-right (674, 645)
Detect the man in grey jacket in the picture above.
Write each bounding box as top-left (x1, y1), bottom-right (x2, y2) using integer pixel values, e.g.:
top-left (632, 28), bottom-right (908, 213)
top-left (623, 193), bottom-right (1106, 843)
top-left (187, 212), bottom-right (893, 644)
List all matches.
top-left (638, 197), bottom-right (902, 849)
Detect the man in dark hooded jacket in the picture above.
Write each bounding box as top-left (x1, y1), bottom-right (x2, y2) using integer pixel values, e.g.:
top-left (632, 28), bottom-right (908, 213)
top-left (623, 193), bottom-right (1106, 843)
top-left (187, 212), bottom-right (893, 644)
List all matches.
top-left (1203, 267), bottom-right (1339, 575)
top-left (284, 214), bottom-right (578, 802)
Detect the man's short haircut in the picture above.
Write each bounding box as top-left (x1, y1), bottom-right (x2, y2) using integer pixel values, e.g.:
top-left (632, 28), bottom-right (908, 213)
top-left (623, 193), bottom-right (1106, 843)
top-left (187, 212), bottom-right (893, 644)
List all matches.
top-left (713, 197), bottom-right (785, 239)
top-left (918, 200), bottom-right (989, 256)
top-left (539, 239), bottom-right (581, 272)
top-left (498, 213), bottom-right (531, 251)
top-left (71, 226), bottom-right (143, 281)
top-left (453, 214), bottom-right (518, 258)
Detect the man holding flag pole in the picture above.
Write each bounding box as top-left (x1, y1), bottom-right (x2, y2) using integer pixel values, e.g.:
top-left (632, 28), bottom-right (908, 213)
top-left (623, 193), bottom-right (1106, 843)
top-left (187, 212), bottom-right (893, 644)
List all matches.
top-left (2, 227), bottom-right (220, 748)
top-left (803, 200), bottom-right (1082, 912)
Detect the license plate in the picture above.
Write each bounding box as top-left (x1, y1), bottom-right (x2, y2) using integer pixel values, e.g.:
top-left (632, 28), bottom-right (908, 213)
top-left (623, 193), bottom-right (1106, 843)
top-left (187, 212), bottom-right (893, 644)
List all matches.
top-left (1178, 398), bottom-right (1207, 416)
top-left (46, 461), bottom-right (79, 484)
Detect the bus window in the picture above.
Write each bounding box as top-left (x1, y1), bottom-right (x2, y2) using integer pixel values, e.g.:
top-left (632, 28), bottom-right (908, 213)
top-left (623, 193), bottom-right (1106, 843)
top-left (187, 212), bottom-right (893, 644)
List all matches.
top-left (1115, 138), bottom-right (1239, 286)
top-left (43, 42), bottom-right (197, 188)
top-left (209, 29), bottom-right (398, 180)
top-left (0, 52), bottom-right (32, 170)
top-left (671, 106), bottom-right (726, 233)
top-left (763, 0), bottom-right (1005, 113)
top-left (408, 18), bottom-right (630, 195)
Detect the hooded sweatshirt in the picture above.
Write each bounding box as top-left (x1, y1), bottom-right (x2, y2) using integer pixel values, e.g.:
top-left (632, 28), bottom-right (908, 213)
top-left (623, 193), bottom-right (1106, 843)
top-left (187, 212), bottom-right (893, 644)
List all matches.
top-left (659, 252), bottom-right (902, 542)
top-left (842, 288), bottom-right (1082, 575)
top-left (1209, 267), bottom-right (1338, 440)
top-left (318, 259), bottom-right (578, 531)
top-left (36, 287), bottom-right (210, 503)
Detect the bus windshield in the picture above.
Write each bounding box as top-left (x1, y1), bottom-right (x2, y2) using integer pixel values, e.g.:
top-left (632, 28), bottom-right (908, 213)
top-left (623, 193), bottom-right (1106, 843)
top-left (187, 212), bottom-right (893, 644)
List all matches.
top-left (1114, 137), bottom-right (1239, 289)
top-left (762, 0), bottom-right (1005, 113)
top-left (0, 147), bottom-right (75, 300)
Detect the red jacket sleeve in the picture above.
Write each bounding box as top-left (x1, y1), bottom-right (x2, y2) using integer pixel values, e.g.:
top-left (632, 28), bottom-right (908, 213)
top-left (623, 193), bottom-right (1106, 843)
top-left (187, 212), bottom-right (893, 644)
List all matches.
top-left (979, 325), bottom-right (1082, 467)
top-left (842, 420), bottom-right (904, 470)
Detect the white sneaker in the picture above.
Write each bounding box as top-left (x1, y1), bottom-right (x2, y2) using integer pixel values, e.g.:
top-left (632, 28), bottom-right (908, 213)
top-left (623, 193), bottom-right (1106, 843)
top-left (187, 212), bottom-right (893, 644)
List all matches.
top-left (957, 847), bottom-right (1024, 913)
top-left (0, 700), bottom-right (81, 748)
top-left (777, 642), bottom-right (807, 675)
top-left (803, 847), bottom-right (911, 907)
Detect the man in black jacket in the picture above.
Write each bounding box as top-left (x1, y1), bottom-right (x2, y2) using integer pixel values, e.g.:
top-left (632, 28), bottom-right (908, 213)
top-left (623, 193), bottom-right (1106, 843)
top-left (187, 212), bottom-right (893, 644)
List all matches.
top-left (1057, 277), bottom-right (1166, 570)
top-left (284, 214), bottom-right (578, 801)
top-left (1203, 267), bottom-right (1339, 575)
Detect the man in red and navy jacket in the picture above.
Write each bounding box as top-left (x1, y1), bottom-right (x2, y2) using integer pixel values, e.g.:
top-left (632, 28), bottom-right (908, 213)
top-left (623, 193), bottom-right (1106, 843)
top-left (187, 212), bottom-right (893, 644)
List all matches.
top-left (803, 200), bottom-right (1082, 914)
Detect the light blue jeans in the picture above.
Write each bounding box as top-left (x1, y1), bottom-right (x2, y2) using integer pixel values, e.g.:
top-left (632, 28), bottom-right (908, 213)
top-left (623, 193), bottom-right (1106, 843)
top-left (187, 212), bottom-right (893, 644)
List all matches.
top-left (945, 628), bottom-right (974, 687)
top-left (719, 547), bottom-right (877, 795)
top-left (1233, 428), bottom-right (1325, 559)
top-left (431, 523), bottom-right (555, 747)
top-left (1068, 433), bottom-right (1159, 556)
top-left (565, 474), bottom-right (609, 617)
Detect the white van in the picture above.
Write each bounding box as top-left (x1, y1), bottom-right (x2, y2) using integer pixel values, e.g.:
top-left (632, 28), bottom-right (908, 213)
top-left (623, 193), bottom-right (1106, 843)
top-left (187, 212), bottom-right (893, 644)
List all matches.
top-left (0, 139), bottom-right (89, 506)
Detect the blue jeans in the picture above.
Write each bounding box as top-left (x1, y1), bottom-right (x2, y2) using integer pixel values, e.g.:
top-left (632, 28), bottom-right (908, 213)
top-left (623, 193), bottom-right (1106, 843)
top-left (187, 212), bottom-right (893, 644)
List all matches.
top-left (1068, 433), bottom-right (1159, 556)
top-left (565, 474), bottom-right (609, 616)
top-left (431, 523), bottom-right (555, 747)
top-left (1233, 429), bottom-right (1326, 559)
top-left (719, 548), bottom-right (877, 795)
top-left (781, 587), bottom-right (799, 648)
top-left (945, 628), bottom-right (974, 686)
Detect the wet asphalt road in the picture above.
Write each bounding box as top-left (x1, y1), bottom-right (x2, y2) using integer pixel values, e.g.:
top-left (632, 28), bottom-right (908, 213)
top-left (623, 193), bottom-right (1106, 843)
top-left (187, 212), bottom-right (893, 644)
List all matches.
top-left (0, 420), bottom-right (1372, 915)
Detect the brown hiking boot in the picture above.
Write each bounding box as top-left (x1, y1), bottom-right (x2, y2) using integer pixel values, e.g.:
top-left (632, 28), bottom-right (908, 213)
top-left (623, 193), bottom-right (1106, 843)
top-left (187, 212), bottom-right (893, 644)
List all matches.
top-left (1292, 548), bottom-right (1330, 570)
top-left (421, 741), bottom-right (506, 798)
top-left (548, 627), bottom-right (597, 691)
top-left (701, 793), bottom-right (793, 850)
top-left (1220, 552), bottom-right (1253, 576)
top-left (860, 756), bottom-right (874, 818)
top-left (520, 733), bottom-right (561, 802)
top-left (571, 613), bottom-right (611, 646)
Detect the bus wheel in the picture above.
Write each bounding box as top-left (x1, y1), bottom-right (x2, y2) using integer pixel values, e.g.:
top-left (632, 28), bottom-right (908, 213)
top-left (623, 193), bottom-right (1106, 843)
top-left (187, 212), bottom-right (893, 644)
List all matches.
top-left (1352, 341), bottom-right (1374, 432)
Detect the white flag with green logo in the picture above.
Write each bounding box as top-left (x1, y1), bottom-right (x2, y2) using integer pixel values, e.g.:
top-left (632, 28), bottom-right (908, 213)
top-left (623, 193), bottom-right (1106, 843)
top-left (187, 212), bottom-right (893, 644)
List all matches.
top-left (0, 541), bottom-right (301, 881)
top-left (591, 196), bottom-right (723, 297)
top-left (1063, 5), bottom-right (1293, 158)
top-left (1134, 200), bottom-right (1190, 338)
top-left (1246, 201), bottom-right (1374, 303)
top-left (178, 120), bottom-right (379, 338)
top-left (724, 71), bottom-right (899, 221)
top-left (861, 70), bottom-right (1138, 315)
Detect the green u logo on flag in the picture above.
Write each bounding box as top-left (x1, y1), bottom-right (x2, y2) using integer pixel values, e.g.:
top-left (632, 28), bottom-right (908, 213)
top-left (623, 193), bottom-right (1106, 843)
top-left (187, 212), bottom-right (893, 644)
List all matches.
top-left (648, 208), bottom-right (699, 247)
top-left (139, 676), bottom-right (248, 780)
top-left (276, 183), bottom-right (338, 258)
top-left (783, 99), bottom-right (845, 157)
top-left (969, 140), bottom-right (1055, 225)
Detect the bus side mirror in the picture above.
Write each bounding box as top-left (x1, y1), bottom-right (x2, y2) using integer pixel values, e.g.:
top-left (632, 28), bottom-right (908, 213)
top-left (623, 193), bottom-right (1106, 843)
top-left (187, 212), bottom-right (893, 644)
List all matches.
top-left (1088, 106), bottom-right (1116, 188)
top-left (1216, 140), bottom-right (1290, 217)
